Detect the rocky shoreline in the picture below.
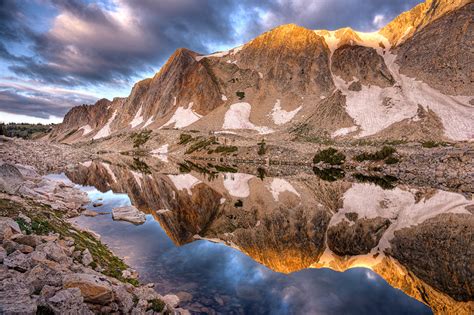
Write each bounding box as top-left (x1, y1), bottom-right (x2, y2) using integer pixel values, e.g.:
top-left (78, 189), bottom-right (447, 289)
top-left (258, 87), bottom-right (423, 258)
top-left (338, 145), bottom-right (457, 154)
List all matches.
top-left (0, 161), bottom-right (187, 314)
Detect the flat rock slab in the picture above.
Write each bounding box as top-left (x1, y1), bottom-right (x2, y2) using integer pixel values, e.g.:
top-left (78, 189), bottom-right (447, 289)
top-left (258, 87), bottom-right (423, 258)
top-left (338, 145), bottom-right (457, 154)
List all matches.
top-left (63, 273), bottom-right (113, 304)
top-left (112, 206), bottom-right (146, 225)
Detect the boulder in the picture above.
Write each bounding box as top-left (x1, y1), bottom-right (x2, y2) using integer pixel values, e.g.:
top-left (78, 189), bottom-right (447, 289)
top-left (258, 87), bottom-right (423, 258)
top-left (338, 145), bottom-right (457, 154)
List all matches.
top-left (0, 247), bottom-right (6, 263)
top-left (46, 288), bottom-right (93, 315)
top-left (162, 294), bottom-right (180, 308)
top-left (4, 250), bottom-right (31, 272)
top-left (12, 234), bottom-right (43, 247)
top-left (0, 217), bottom-right (22, 241)
top-left (36, 241), bottom-right (72, 265)
top-left (26, 263), bottom-right (64, 292)
top-left (0, 163), bottom-right (24, 194)
top-left (0, 272), bottom-right (37, 314)
top-left (113, 285), bottom-right (134, 313)
top-left (81, 248), bottom-right (93, 266)
top-left (63, 273), bottom-right (114, 304)
top-left (112, 206), bottom-right (146, 225)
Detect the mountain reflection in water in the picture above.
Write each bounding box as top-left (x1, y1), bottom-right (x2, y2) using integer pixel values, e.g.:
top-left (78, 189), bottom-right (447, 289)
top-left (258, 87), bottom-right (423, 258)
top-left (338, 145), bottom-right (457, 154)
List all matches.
top-left (65, 157), bottom-right (473, 314)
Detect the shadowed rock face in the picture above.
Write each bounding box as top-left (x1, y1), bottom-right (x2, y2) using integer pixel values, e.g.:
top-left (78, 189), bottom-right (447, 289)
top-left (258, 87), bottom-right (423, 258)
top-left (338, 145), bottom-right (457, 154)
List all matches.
top-left (389, 213), bottom-right (474, 302)
top-left (395, 2), bottom-right (473, 95)
top-left (327, 217), bottom-right (391, 256)
top-left (332, 45), bottom-right (395, 88)
top-left (66, 160), bottom-right (474, 313)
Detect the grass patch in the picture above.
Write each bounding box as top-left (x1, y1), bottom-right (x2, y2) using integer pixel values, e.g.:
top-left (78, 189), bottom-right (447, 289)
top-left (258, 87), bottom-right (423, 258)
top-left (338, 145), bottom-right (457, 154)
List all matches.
top-left (131, 130), bottom-right (152, 148)
top-left (354, 146), bottom-right (396, 162)
top-left (147, 299), bottom-right (166, 312)
top-left (313, 148), bottom-right (346, 165)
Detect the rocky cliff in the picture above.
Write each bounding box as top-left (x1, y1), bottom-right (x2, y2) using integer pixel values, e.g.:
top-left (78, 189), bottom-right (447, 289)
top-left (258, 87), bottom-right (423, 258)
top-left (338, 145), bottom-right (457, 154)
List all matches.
top-left (50, 0), bottom-right (473, 143)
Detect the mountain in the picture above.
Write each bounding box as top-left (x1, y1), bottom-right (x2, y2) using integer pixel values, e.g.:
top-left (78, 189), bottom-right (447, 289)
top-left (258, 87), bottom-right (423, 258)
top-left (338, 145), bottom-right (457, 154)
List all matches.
top-left (49, 0), bottom-right (474, 143)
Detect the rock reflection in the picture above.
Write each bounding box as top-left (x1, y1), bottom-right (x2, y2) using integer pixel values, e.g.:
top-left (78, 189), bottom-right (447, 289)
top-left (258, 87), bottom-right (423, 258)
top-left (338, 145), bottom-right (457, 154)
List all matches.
top-left (66, 158), bottom-right (474, 314)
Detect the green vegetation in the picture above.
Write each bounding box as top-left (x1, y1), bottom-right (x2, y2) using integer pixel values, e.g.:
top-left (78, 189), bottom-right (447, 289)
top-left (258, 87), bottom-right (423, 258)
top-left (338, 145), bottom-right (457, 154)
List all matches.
top-left (185, 137), bottom-right (217, 154)
top-left (0, 123), bottom-right (54, 139)
top-left (129, 158), bottom-right (151, 174)
top-left (236, 91), bottom-right (245, 100)
top-left (147, 299), bottom-right (165, 312)
top-left (354, 146), bottom-right (396, 162)
top-left (214, 165), bottom-right (238, 173)
top-left (0, 198), bottom-right (137, 286)
top-left (352, 173), bottom-right (398, 190)
top-left (131, 130), bottom-right (152, 148)
top-left (385, 156), bottom-right (400, 165)
top-left (178, 133), bottom-right (194, 145)
top-left (313, 147), bottom-right (346, 165)
top-left (212, 145), bottom-right (238, 155)
top-left (313, 167), bottom-right (345, 182)
top-left (421, 141), bottom-right (448, 148)
top-left (257, 139), bottom-right (267, 155)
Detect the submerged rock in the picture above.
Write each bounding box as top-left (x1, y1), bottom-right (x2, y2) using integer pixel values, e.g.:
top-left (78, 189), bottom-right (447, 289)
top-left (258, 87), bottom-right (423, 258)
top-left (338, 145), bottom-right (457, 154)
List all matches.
top-left (112, 206), bottom-right (146, 225)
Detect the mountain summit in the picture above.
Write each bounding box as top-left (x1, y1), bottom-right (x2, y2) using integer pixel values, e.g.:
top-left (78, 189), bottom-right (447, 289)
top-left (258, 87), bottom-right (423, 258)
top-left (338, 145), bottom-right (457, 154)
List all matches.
top-left (50, 0), bottom-right (473, 143)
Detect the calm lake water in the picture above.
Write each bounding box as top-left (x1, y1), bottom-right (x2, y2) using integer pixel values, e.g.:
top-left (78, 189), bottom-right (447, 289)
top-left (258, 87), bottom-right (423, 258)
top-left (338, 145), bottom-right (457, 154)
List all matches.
top-left (52, 158), bottom-right (473, 314)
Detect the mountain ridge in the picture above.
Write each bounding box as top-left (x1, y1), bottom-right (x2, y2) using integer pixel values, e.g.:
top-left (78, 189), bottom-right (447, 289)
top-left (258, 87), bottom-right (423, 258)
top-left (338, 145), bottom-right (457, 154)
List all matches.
top-left (49, 0), bottom-right (474, 143)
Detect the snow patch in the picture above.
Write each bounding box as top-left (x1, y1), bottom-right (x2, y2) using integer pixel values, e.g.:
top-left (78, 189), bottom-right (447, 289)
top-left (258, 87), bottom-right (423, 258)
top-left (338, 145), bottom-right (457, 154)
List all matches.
top-left (93, 110), bottom-right (117, 139)
top-left (267, 178), bottom-right (300, 202)
top-left (195, 50), bottom-right (230, 61)
top-left (331, 183), bottom-right (473, 250)
top-left (221, 95), bottom-right (228, 101)
top-left (142, 116), bottom-right (154, 128)
top-left (161, 102), bottom-right (202, 129)
top-left (130, 106), bottom-right (144, 128)
top-left (331, 126), bottom-right (359, 138)
top-left (223, 102), bottom-right (273, 134)
top-left (80, 161), bottom-right (92, 167)
top-left (270, 99), bottom-right (302, 125)
top-left (258, 72), bottom-right (264, 79)
top-left (223, 173), bottom-right (254, 198)
top-left (79, 125), bottom-right (93, 135)
top-left (168, 174), bottom-right (201, 195)
top-left (151, 144), bottom-right (169, 162)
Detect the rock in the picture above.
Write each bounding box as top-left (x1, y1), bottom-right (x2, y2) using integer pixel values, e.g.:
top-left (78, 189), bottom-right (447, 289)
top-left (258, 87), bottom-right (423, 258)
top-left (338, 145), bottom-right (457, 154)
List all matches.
top-left (46, 288), bottom-right (93, 315)
top-left (83, 210), bottom-right (98, 217)
top-left (0, 247), bottom-right (6, 263)
top-left (19, 244), bottom-right (34, 254)
top-left (176, 291), bottom-right (193, 303)
top-left (11, 234), bottom-right (42, 247)
top-left (162, 294), bottom-right (180, 308)
top-left (112, 206), bottom-right (146, 225)
top-left (18, 212), bottom-right (32, 224)
top-left (121, 268), bottom-right (138, 280)
top-left (26, 263), bottom-right (64, 292)
top-left (113, 285), bottom-right (134, 313)
top-left (40, 284), bottom-right (60, 299)
top-left (0, 163), bottom-right (24, 194)
top-left (82, 248), bottom-right (93, 266)
top-left (36, 241), bottom-right (72, 265)
top-left (0, 217), bottom-right (22, 241)
top-left (2, 239), bottom-right (20, 254)
top-left (0, 271), bottom-right (37, 314)
top-left (63, 273), bottom-right (114, 304)
top-left (4, 250), bottom-right (31, 272)
top-left (92, 202), bottom-right (103, 207)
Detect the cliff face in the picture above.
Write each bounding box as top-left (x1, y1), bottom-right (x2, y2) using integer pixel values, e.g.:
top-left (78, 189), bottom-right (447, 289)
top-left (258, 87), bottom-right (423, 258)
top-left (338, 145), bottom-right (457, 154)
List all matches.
top-left (52, 0), bottom-right (473, 143)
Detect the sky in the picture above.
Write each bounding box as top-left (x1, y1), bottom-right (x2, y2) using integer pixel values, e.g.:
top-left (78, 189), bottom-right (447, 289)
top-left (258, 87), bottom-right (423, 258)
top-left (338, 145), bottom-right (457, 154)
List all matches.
top-left (0, 0), bottom-right (423, 124)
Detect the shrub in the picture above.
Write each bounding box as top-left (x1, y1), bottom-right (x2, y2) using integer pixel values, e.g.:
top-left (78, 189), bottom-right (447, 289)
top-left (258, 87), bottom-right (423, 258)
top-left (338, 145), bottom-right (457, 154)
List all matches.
top-left (214, 146), bottom-right (238, 154)
top-left (313, 167), bottom-right (345, 182)
top-left (234, 200), bottom-right (243, 207)
top-left (236, 91), bottom-right (245, 100)
top-left (147, 299), bottom-right (165, 312)
top-left (178, 133), bottom-right (193, 145)
top-left (257, 140), bottom-right (266, 155)
top-left (421, 141), bottom-right (447, 148)
top-left (313, 148), bottom-right (346, 165)
top-left (131, 130), bottom-right (151, 148)
top-left (354, 146), bottom-right (396, 162)
top-left (353, 173), bottom-right (397, 190)
top-left (385, 156), bottom-right (400, 165)
top-left (185, 137), bottom-right (217, 154)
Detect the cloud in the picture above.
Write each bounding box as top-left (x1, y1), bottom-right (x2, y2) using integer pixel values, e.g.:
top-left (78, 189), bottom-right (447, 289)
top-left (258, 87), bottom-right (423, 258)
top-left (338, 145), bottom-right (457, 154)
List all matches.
top-left (0, 0), bottom-right (424, 122)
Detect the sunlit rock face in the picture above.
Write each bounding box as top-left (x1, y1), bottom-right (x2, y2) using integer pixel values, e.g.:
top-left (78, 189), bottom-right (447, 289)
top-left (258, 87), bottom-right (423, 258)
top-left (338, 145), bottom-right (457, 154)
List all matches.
top-left (66, 160), bottom-right (474, 313)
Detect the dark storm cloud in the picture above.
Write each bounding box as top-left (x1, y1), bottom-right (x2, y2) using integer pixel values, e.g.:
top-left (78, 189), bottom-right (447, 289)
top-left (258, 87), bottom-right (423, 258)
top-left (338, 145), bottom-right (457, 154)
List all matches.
top-left (0, 83), bottom-right (97, 119)
top-left (0, 0), bottom-right (423, 119)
